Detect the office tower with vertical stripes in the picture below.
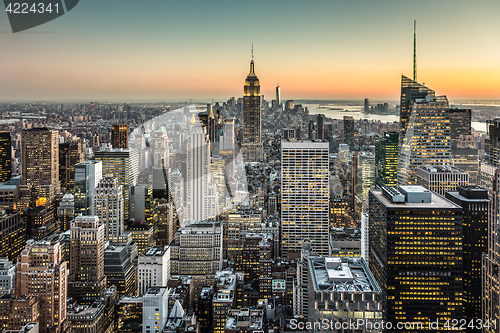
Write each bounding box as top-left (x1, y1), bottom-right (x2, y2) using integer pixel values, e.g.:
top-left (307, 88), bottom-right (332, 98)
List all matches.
top-left (281, 140), bottom-right (329, 257)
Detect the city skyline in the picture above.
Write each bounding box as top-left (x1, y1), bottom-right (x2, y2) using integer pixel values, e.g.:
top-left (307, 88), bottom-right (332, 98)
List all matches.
top-left (1, 0), bottom-right (500, 101)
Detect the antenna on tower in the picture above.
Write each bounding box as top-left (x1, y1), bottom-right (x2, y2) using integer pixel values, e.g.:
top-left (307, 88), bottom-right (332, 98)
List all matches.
top-left (252, 43), bottom-right (254, 60)
top-left (413, 20), bottom-right (417, 82)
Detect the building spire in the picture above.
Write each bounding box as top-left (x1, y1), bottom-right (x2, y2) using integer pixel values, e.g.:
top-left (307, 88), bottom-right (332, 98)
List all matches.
top-left (249, 44), bottom-right (255, 75)
top-left (413, 20), bottom-right (417, 82)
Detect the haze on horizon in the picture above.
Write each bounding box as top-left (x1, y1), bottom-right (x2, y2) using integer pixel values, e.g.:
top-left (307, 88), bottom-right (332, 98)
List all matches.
top-left (1, 0), bottom-right (499, 102)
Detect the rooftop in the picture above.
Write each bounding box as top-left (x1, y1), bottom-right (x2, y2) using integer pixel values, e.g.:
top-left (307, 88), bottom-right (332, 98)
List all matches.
top-left (418, 165), bottom-right (466, 174)
top-left (225, 308), bottom-right (264, 332)
top-left (309, 257), bottom-right (381, 294)
top-left (375, 186), bottom-right (460, 209)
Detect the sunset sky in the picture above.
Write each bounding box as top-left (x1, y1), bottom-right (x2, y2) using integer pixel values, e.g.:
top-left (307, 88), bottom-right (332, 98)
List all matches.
top-left (1, 0), bottom-right (500, 101)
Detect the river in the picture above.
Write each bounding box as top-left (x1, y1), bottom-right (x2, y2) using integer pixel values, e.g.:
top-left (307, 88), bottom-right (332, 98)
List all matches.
top-left (304, 104), bottom-right (487, 132)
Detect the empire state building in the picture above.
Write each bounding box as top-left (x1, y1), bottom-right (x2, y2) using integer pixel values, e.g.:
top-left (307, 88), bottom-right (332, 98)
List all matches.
top-left (243, 52), bottom-right (263, 162)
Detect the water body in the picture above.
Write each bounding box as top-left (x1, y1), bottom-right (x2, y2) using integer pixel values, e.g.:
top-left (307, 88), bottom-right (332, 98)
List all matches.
top-left (305, 104), bottom-right (487, 133)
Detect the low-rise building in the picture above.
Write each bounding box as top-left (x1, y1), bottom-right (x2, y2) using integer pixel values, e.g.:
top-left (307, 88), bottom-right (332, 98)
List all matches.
top-left (307, 257), bottom-right (382, 327)
top-left (224, 308), bottom-right (264, 333)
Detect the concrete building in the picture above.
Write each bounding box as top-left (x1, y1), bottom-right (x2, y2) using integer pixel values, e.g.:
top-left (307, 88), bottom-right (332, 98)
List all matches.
top-left (67, 287), bottom-right (117, 333)
top-left (143, 287), bottom-right (169, 333)
top-left (0, 259), bottom-right (15, 295)
top-left (93, 176), bottom-right (124, 241)
top-left (212, 271), bottom-right (237, 333)
top-left (69, 215), bottom-right (107, 304)
top-left (15, 236), bottom-right (70, 333)
top-left (416, 165), bottom-right (469, 196)
top-left (307, 257), bottom-right (382, 328)
top-left (0, 294), bottom-right (39, 331)
top-left (137, 246), bottom-right (171, 296)
top-left (225, 308), bottom-right (263, 333)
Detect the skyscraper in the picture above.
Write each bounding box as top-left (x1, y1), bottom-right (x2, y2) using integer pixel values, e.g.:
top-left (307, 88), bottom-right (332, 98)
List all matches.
top-left (369, 186), bottom-right (463, 330)
top-left (398, 80), bottom-right (453, 185)
top-left (0, 132), bottom-right (11, 184)
top-left (74, 160), bottom-right (102, 217)
top-left (186, 123), bottom-right (212, 221)
top-left (130, 184), bottom-right (158, 239)
top-left (111, 124), bottom-right (129, 149)
top-left (281, 140), bottom-right (329, 256)
top-left (449, 108), bottom-right (471, 148)
top-left (59, 137), bottom-right (84, 193)
top-left (93, 176), bottom-right (124, 241)
top-left (485, 118), bottom-right (500, 166)
top-left (416, 165), bottom-right (469, 195)
top-left (94, 148), bottom-right (138, 220)
top-left (242, 50), bottom-right (263, 162)
top-left (375, 132), bottom-right (399, 187)
top-left (481, 123), bottom-right (500, 332)
top-left (357, 152), bottom-right (375, 203)
top-left (364, 98), bottom-right (369, 112)
top-left (316, 114), bottom-right (324, 140)
top-left (20, 128), bottom-right (60, 210)
top-left (276, 84), bottom-right (281, 106)
top-left (343, 116), bottom-right (354, 150)
top-left (446, 185), bottom-right (489, 323)
top-left (16, 237), bottom-right (69, 333)
top-left (399, 76), bottom-right (436, 146)
top-left (69, 215), bottom-right (107, 304)
top-left (453, 134), bottom-right (479, 185)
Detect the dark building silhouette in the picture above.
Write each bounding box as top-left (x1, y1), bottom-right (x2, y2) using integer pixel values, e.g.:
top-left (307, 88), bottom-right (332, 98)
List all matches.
top-left (343, 116), bottom-right (354, 150)
top-left (0, 132), bottom-right (12, 183)
top-left (369, 186), bottom-right (463, 330)
top-left (449, 108), bottom-right (471, 148)
top-left (446, 186), bottom-right (489, 329)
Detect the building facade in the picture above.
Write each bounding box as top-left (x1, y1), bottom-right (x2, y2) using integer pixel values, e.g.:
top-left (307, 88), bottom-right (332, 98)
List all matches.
top-left (281, 140), bottom-right (329, 257)
top-left (242, 56), bottom-right (262, 162)
top-left (369, 186), bottom-right (463, 330)
top-left (375, 132), bottom-right (399, 187)
top-left (69, 215), bottom-right (107, 304)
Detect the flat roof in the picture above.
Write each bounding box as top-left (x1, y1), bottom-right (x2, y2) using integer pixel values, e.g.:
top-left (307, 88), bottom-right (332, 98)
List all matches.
top-left (370, 188), bottom-right (461, 209)
top-left (309, 257), bottom-right (381, 293)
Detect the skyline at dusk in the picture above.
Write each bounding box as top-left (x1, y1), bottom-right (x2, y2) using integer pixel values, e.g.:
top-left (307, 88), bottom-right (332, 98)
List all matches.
top-left (1, 0), bottom-right (500, 101)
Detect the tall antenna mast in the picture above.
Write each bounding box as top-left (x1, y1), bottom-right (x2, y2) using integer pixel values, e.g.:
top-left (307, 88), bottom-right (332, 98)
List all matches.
top-left (252, 43), bottom-right (254, 60)
top-left (413, 20), bottom-right (417, 82)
